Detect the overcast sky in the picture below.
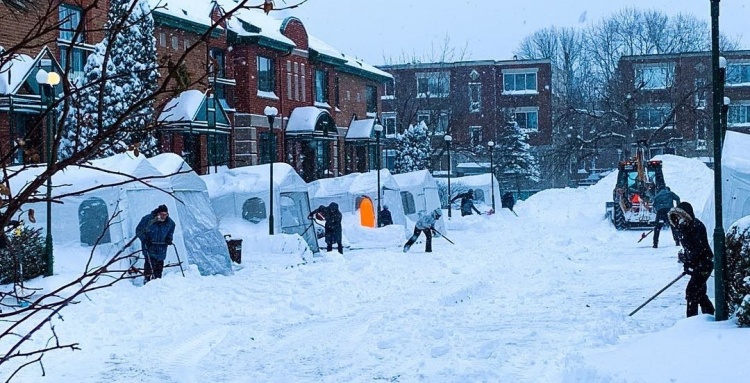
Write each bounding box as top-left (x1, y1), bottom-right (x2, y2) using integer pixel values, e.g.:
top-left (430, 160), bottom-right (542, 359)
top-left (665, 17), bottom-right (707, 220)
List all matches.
top-left (282, 0), bottom-right (747, 65)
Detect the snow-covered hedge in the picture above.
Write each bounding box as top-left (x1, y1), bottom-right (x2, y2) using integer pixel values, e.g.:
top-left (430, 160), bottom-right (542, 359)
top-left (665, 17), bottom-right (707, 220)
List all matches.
top-left (725, 217), bottom-right (750, 326)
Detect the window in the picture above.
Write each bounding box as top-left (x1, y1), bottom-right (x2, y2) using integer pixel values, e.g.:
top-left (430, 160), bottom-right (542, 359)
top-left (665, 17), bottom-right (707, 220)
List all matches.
top-left (728, 103), bottom-right (750, 126)
top-left (469, 126), bottom-right (482, 146)
top-left (257, 56), bottom-right (275, 93)
top-left (401, 192), bottom-right (416, 215)
top-left (635, 63), bottom-right (674, 90)
top-left (335, 76), bottom-right (341, 107)
top-left (727, 63), bottom-right (750, 85)
top-left (469, 82), bottom-right (481, 113)
top-left (78, 198), bottom-right (111, 246)
top-left (383, 79), bottom-right (395, 98)
top-left (59, 5), bottom-right (83, 42)
top-left (418, 110), bottom-right (449, 134)
top-left (503, 70), bottom-right (537, 93)
top-left (696, 119), bottom-right (708, 150)
top-left (209, 48), bottom-right (225, 78)
top-left (315, 69), bottom-right (328, 104)
top-left (366, 85), bottom-right (378, 114)
top-left (286, 60), bottom-right (292, 100)
top-left (59, 5), bottom-right (88, 82)
top-left (159, 32), bottom-right (166, 47)
top-left (635, 105), bottom-right (672, 129)
top-left (511, 108), bottom-right (539, 132)
top-left (416, 71), bottom-right (450, 98)
top-left (473, 189), bottom-right (485, 203)
top-left (695, 78), bottom-right (707, 109)
top-left (301, 64), bottom-right (306, 102)
top-left (242, 197), bottom-right (266, 223)
top-left (183, 39), bottom-right (190, 51)
top-left (171, 36), bottom-right (179, 50)
top-left (382, 112), bottom-right (397, 136)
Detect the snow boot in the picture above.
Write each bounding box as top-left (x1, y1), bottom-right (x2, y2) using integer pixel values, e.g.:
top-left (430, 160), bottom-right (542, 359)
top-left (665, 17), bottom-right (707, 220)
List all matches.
top-left (403, 244), bottom-right (410, 253)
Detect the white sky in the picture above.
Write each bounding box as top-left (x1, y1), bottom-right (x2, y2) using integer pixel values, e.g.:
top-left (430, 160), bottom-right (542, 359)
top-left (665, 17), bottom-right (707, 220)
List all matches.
top-left (283, 0), bottom-right (748, 64)
top-left (4, 153), bottom-right (750, 382)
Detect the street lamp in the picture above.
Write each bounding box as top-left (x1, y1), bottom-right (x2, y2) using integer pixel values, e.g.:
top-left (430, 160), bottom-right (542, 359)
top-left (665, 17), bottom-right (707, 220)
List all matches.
top-left (444, 134), bottom-right (452, 219)
top-left (374, 123), bottom-right (384, 221)
top-left (710, 0), bottom-right (727, 320)
top-left (264, 106), bottom-right (278, 235)
top-left (488, 140), bottom-right (495, 211)
top-left (35, 68), bottom-right (60, 277)
top-left (722, 96), bottom-right (730, 143)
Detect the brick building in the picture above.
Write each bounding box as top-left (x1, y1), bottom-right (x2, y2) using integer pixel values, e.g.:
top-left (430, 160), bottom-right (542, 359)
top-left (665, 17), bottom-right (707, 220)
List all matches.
top-left (0, 1), bottom-right (390, 180)
top-left (617, 50), bottom-right (750, 164)
top-left (377, 59), bottom-right (553, 175)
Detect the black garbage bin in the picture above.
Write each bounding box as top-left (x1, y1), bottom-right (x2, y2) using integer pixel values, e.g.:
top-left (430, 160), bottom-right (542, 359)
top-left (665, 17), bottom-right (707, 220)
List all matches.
top-left (226, 239), bottom-right (243, 264)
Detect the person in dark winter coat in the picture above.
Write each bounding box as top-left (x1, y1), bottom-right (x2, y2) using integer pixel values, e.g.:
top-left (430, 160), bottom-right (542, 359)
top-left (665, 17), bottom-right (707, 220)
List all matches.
top-left (403, 208), bottom-right (442, 253)
top-left (136, 204), bottom-right (176, 282)
top-left (669, 201), bottom-right (715, 317)
top-left (309, 203), bottom-right (344, 253)
top-left (378, 205), bottom-right (393, 227)
top-left (652, 186), bottom-right (681, 248)
top-left (501, 192), bottom-right (515, 212)
top-left (451, 189), bottom-right (481, 216)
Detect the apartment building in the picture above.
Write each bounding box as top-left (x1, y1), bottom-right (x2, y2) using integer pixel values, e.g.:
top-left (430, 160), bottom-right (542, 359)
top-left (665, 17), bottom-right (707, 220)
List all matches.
top-left (377, 59), bottom-right (553, 173)
top-left (0, 1), bottom-right (391, 180)
top-left (618, 50), bottom-right (750, 162)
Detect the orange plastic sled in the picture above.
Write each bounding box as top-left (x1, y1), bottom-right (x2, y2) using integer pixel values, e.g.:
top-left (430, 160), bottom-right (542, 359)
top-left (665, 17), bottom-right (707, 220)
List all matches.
top-left (359, 197), bottom-right (375, 227)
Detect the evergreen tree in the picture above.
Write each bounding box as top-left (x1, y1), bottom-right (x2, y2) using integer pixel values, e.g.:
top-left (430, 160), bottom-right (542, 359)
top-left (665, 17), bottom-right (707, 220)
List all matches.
top-left (59, 0), bottom-right (159, 160)
top-left (393, 121), bottom-right (431, 174)
top-left (496, 119), bottom-right (540, 186)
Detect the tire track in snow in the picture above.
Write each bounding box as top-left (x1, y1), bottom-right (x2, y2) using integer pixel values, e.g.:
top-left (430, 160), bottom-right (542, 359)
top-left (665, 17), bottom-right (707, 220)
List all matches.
top-left (159, 325), bottom-right (230, 383)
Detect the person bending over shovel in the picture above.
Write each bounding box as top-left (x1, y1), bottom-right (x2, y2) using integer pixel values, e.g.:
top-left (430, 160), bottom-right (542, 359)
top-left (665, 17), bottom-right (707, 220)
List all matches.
top-left (136, 204), bottom-right (176, 283)
top-left (403, 208), bottom-right (442, 253)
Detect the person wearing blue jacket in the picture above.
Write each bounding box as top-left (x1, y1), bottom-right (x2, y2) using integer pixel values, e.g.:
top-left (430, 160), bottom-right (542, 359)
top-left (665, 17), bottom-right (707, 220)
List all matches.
top-left (136, 204), bottom-right (176, 282)
top-left (403, 208), bottom-right (442, 253)
top-left (651, 186), bottom-right (680, 248)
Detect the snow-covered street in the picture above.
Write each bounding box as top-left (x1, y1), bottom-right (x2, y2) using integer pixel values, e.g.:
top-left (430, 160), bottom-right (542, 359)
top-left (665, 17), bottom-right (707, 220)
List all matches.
top-left (3, 155), bottom-right (748, 383)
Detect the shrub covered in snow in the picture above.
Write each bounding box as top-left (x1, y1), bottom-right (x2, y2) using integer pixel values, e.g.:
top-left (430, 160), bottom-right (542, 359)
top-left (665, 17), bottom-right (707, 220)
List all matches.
top-left (0, 226), bottom-right (46, 284)
top-left (725, 217), bottom-right (750, 326)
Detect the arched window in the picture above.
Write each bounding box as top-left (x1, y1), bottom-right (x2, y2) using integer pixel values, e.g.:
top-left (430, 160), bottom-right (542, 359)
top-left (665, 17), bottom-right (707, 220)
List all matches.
top-left (401, 191), bottom-right (416, 215)
top-left (473, 189), bottom-right (485, 203)
top-left (78, 197), bottom-right (111, 246)
top-left (242, 197), bottom-right (266, 223)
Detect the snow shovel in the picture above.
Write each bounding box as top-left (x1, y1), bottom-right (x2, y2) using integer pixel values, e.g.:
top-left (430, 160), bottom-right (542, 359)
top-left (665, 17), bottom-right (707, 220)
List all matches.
top-left (637, 228), bottom-right (654, 243)
top-left (431, 228), bottom-right (455, 245)
top-left (508, 208), bottom-right (518, 217)
top-left (628, 272), bottom-right (686, 316)
top-left (171, 243), bottom-right (186, 277)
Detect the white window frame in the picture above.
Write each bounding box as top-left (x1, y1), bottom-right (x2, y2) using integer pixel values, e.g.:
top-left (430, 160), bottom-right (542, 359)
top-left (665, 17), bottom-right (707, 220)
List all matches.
top-left (695, 78), bottom-right (707, 109)
top-left (502, 68), bottom-right (538, 95)
top-left (696, 119), bottom-right (708, 150)
top-left (726, 62), bottom-right (750, 86)
top-left (509, 107), bottom-right (539, 132)
top-left (171, 36), bottom-right (179, 50)
top-left (469, 126), bottom-right (482, 146)
top-left (382, 112), bottom-right (397, 136)
top-left (416, 71), bottom-right (450, 98)
top-left (469, 82), bottom-right (481, 113)
top-left (382, 78), bottom-right (396, 99)
top-left (418, 110), bottom-right (450, 134)
top-left (635, 104), bottom-right (673, 130)
top-left (635, 63), bottom-right (675, 90)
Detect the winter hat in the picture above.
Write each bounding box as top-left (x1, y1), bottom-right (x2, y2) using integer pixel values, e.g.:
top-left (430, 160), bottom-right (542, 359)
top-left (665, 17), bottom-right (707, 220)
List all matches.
top-left (156, 204), bottom-right (169, 213)
top-left (676, 201), bottom-right (695, 219)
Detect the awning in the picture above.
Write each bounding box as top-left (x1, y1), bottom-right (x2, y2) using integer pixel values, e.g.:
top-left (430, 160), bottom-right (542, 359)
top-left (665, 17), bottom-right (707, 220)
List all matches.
top-left (344, 117), bottom-right (376, 141)
top-left (158, 89), bottom-right (231, 134)
top-left (285, 106), bottom-right (338, 138)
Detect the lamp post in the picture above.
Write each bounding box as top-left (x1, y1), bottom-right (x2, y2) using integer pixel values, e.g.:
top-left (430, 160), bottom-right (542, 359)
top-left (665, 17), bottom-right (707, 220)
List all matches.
top-left (444, 134), bottom-right (452, 219)
top-left (264, 106), bottom-right (278, 235)
top-left (722, 96), bottom-right (730, 143)
top-left (710, 0), bottom-right (727, 321)
top-left (488, 140), bottom-right (495, 211)
top-left (35, 68), bottom-right (60, 277)
top-left (374, 123), bottom-right (384, 222)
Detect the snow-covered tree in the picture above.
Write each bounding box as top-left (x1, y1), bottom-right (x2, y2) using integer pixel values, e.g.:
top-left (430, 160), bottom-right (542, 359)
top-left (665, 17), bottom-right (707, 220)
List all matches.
top-left (393, 121), bottom-right (431, 174)
top-left (496, 119), bottom-right (540, 188)
top-left (59, 0), bottom-right (159, 160)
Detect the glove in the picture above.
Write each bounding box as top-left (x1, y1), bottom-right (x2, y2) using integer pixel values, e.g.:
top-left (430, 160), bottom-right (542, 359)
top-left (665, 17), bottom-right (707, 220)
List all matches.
top-left (677, 250), bottom-right (686, 264)
top-left (683, 266), bottom-right (694, 276)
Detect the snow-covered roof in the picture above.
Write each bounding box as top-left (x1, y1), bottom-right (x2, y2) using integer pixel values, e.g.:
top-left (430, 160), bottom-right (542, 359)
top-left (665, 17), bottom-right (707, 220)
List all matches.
top-left (202, 162), bottom-right (307, 198)
top-left (221, 1), bottom-right (295, 47)
top-left (345, 118), bottom-right (376, 140)
top-left (349, 169), bottom-right (399, 195)
top-left (159, 89), bottom-right (205, 122)
top-left (392, 170), bottom-right (438, 190)
top-left (286, 106), bottom-right (337, 134)
top-left (308, 35), bottom-right (392, 80)
top-left (0, 53), bottom-right (35, 95)
top-left (148, 152), bottom-right (206, 192)
top-left (148, 0), bottom-right (217, 28)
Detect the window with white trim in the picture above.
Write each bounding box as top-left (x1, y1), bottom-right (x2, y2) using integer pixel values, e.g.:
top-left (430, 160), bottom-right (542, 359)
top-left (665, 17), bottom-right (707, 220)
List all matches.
top-left (416, 71), bottom-right (450, 98)
top-left (315, 69), bottom-right (328, 103)
top-left (503, 70), bottom-right (537, 94)
top-left (635, 105), bottom-right (672, 129)
top-left (171, 36), bottom-right (178, 50)
top-left (469, 82), bottom-right (481, 113)
top-left (695, 78), bottom-right (707, 109)
top-left (382, 112), bottom-right (397, 136)
top-left (635, 63), bottom-right (675, 90)
top-left (728, 103), bottom-right (750, 126)
top-left (696, 119), bottom-right (708, 150)
top-left (58, 4), bottom-right (88, 82)
top-left (469, 126), bottom-right (482, 146)
top-left (418, 110), bottom-right (449, 134)
top-left (383, 78), bottom-right (395, 98)
top-left (509, 107), bottom-right (539, 132)
top-left (727, 63), bottom-right (750, 86)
